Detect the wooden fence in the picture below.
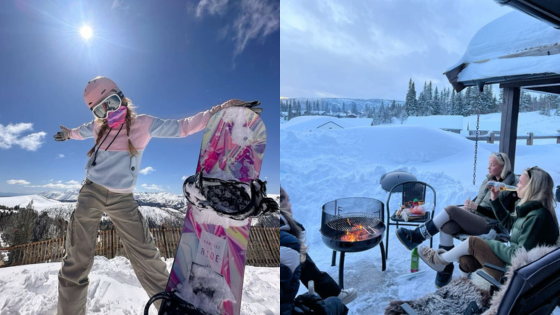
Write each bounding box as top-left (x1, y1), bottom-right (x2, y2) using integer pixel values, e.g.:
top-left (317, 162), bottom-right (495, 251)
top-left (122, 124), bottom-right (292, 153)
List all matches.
top-left (0, 226), bottom-right (279, 268)
top-left (466, 131), bottom-right (560, 145)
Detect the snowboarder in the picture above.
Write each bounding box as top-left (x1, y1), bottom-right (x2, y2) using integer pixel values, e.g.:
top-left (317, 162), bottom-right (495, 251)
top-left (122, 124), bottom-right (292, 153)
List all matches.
top-left (53, 76), bottom-right (241, 315)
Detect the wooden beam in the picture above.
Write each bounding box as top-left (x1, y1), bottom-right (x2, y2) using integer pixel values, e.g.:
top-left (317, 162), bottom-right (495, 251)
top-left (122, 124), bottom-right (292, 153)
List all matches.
top-left (499, 76), bottom-right (560, 89)
top-left (500, 87), bottom-right (520, 171)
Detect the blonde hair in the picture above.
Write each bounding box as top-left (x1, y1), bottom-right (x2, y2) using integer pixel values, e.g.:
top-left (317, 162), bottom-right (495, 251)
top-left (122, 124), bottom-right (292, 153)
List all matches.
top-left (87, 97), bottom-right (138, 157)
top-left (518, 167), bottom-right (558, 226)
top-left (490, 152), bottom-right (511, 180)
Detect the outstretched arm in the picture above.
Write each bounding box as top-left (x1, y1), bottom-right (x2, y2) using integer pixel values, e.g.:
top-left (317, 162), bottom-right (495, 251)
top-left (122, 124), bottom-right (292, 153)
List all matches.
top-left (149, 99), bottom-right (247, 138)
top-left (53, 121), bottom-right (95, 141)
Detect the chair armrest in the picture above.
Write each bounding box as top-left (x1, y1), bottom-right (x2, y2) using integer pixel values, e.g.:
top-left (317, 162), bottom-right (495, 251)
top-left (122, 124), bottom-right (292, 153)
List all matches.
top-left (476, 270), bottom-right (502, 289)
top-left (400, 303), bottom-right (418, 315)
top-left (483, 263), bottom-right (506, 274)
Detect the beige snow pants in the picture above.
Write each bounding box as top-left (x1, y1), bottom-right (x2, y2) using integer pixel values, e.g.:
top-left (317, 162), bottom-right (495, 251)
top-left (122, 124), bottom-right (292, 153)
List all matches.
top-left (57, 179), bottom-right (169, 315)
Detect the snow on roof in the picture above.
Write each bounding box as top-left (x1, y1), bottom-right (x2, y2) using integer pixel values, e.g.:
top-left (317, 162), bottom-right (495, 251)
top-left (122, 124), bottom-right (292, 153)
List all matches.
top-left (446, 10), bottom-right (560, 83)
top-left (406, 115), bottom-right (463, 130)
top-left (280, 116), bottom-right (358, 131)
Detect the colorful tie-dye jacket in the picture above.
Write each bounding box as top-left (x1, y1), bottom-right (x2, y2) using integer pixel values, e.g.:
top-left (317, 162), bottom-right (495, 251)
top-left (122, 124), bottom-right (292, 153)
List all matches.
top-left (68, 110), bottom-right (212, 193)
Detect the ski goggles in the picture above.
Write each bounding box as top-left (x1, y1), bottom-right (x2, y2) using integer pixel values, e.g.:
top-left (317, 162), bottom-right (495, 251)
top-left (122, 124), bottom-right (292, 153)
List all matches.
top-left (91, 93), bottom-right (123, 119)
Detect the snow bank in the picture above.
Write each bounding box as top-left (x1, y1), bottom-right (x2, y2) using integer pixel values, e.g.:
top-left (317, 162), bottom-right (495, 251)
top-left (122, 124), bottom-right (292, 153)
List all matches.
top-left (0, 256), bottom-right (279, 315)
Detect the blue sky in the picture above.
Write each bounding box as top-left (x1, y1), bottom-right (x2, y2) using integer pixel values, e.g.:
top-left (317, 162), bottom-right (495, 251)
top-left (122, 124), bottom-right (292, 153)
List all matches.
top-left (0, 0), bottom-right (279, 195)
top-left (281, 0), bottom-right (513, 100)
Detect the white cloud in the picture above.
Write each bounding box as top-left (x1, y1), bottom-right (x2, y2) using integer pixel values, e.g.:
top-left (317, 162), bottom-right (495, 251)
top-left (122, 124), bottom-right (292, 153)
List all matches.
top-left (195, 0), bottom-right (279, 57)
top-left (196, 0), bottom-right (229, 17)
top-left (181, 175), bottom-right (188, 180)
top-left (7, 179), bottom-right (30, 185)
top-left (139, 166), bottom-right (155, 175)
top-left (141, 183), bottom-right (164, 191)
top-left (26, 180), bottom-right (81, 190)
top-left (0, 123), bottom-right (46, 151)
top-left (57, 154), bottom-right (65, 159)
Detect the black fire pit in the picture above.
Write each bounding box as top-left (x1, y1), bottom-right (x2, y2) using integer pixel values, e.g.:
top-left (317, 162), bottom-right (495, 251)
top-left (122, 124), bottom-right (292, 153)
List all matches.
top-left (320, 197), bottom-right (386, 288)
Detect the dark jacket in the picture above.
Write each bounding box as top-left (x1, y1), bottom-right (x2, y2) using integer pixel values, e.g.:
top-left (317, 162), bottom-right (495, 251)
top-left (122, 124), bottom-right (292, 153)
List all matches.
top-left (487, 198), bottom-right (559, 265)
top-left (281, 230), bottom-right (302, 315)
top-left (474, 172), bottom-right (518, 218)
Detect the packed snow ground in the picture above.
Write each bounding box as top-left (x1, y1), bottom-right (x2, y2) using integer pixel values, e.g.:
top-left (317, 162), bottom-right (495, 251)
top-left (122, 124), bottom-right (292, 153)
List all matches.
top-left (0, 256), bottom-right (279, 315)
top-left (281, 112), bottom-right (560, 314)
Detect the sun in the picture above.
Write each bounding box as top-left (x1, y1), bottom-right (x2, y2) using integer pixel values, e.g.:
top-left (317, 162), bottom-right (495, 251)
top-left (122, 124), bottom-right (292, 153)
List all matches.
top-left (79, 26), bottom-right (93, 40)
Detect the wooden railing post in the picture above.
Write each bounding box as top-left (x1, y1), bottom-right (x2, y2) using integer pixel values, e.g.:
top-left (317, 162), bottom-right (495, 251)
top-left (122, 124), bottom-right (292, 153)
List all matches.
top-left (489, 132), bottom-right (495, 144)
top-left (110, 227), bottom-right (115, 259)
top-left (527, 132), bottom-right (534, 145)
top-left (161, 225), bottom-right (168, 259)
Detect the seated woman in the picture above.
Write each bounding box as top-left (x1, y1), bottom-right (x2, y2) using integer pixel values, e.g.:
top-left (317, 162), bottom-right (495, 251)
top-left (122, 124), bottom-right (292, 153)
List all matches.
top-left (396, 152), bottom-right (517, 287)
top-left (280, 187), bottom-right (357, 304)
top-left (416, 166), bottom-right (559, 282)
top-left (281, 214), bottom-right (347, 315)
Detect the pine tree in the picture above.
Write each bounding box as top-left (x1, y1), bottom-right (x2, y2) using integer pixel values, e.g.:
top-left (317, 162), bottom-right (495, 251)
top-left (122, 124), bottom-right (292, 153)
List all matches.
top-left (499, 88), bottom-right (505, 111)
top-left (287, 103), bottom-right (293, 121)
top-left (520, 90), bottom-right (531, 112)
top-left (433, 87), bottom-right (441, 115)
top-left (404, 78), bottom-right (417, 117)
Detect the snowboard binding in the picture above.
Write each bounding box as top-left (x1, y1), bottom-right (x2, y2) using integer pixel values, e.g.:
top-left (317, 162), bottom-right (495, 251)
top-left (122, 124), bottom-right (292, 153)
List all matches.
top-left (183, 171), bottom-right (278, 220)
top-left (144, 290), bottom-right (212, 315)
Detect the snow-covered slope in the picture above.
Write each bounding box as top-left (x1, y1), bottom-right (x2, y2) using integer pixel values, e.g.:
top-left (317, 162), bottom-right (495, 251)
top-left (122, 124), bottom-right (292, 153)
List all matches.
top-left (0, 256), bottom-right (279, 315)
top-left (0, 195), bottom-right (62, 210)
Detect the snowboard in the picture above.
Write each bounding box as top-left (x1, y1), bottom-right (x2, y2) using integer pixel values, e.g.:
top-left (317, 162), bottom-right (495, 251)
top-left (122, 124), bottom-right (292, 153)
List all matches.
top-left (158, 105), bottom-right (266, 315)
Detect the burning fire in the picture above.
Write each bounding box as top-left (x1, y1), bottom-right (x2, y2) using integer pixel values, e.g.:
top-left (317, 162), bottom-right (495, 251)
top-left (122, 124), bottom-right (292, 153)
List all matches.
top-left (340, 218), bottom-right (376, 242)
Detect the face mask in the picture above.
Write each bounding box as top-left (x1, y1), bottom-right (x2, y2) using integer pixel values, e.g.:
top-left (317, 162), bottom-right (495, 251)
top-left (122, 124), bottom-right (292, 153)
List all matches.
top-left (107, 106), bottom-right (127, 128)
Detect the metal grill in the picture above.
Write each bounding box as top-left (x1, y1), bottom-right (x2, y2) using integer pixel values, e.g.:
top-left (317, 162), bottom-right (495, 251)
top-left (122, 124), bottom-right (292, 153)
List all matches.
top-left (326, 213), bottom-right (381, 234)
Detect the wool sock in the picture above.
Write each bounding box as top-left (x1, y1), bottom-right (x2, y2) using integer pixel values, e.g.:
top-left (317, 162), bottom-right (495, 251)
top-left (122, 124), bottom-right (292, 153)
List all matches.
top-left (439, 231), bottom-right (454, 247)
top-left (432, 210), bottom-right (450, 229)
top-left (440, 238), bottom-right (470, 263)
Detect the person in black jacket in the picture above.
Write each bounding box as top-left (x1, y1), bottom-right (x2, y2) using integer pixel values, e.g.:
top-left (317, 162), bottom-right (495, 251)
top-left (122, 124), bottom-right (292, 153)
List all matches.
top-left (280, 186), bottom-right (357, 304)
top-left (280, 211), bottom-right (348, 315)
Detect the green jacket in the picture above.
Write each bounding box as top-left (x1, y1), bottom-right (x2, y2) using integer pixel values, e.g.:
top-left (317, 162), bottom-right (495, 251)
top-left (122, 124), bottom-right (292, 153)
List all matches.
top-left (473, 172), bottom-right (517, 218)
top-left (487, 198), bottom-right (559, 265)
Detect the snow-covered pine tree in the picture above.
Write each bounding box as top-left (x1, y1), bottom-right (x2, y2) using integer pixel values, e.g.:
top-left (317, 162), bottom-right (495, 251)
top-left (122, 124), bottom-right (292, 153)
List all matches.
top-left (405, 78), bottom-right (417, 117)
top-left (520, 90), bottom-right (531, 112)
top-left (433, 86), bottom-right (441, 115)
top-left (287, 103), bottom-right (293, 121)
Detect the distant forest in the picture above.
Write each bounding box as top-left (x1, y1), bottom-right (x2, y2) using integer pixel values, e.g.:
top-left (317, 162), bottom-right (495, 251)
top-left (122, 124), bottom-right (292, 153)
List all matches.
top-left (281, 79), bottom-right (560, 125)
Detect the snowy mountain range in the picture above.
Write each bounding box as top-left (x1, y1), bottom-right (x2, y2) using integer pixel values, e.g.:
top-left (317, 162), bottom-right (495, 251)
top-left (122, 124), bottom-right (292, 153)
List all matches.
top-left (0, 192), bottom-right (280, 226)
top-left (39, 190), bottom-right (187, 209)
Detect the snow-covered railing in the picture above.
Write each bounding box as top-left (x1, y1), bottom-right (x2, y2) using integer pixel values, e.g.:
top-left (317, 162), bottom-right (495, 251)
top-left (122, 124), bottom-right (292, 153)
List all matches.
top-left (466, 130), bottom-right (560, 145)
top-left (0, 227), bottom-right (280, 268)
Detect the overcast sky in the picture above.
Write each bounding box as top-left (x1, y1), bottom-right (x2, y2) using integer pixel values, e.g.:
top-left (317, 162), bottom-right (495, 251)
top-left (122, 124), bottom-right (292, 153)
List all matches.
top-left (281, 0), bottom-right (513, 100)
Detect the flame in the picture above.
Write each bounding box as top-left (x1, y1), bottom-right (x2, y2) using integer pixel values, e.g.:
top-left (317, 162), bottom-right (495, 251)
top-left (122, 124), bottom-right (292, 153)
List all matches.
top-left (340, 223), bottom-right (376, 242)
top-left (347, 218), bottom-right (351, 225)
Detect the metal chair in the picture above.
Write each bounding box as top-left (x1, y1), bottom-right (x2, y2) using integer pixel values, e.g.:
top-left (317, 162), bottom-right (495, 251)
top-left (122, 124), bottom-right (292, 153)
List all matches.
top-left (385, 180), bottom-right (436, 258)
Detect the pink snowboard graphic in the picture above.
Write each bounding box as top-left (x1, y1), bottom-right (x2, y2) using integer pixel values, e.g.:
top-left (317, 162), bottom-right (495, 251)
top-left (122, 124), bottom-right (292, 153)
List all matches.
top-left (166, 107), bottom-right (266, 315)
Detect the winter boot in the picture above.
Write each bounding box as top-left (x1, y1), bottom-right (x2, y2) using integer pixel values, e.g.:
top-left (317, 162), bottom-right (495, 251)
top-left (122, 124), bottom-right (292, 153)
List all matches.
top-left (395, 220), bottom-right (439, 250)
top-left (435, 245), bottom-right (454, 288)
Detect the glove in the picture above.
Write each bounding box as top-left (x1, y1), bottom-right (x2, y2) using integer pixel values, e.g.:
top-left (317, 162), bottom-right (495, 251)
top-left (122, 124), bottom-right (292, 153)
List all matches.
top-left (53, 125), bottom-right (70, 141)
top-left (209, 100), bottom-right (261, 115)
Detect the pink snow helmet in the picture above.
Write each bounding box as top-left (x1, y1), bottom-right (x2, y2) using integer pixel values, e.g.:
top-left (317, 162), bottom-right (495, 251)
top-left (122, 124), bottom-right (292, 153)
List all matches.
top-left (84, 76), bottom-right (122, 109)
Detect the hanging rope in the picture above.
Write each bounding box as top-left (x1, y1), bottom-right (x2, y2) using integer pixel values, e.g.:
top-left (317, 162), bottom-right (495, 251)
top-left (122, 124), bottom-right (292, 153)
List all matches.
top-left (472, 82), bottom-right (485, 185)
